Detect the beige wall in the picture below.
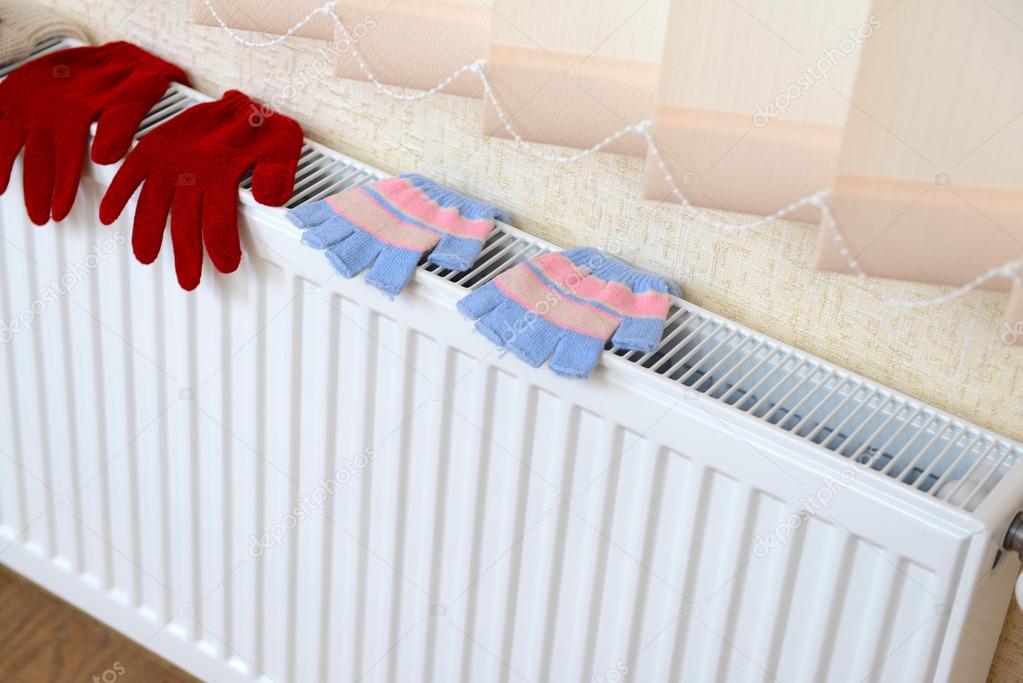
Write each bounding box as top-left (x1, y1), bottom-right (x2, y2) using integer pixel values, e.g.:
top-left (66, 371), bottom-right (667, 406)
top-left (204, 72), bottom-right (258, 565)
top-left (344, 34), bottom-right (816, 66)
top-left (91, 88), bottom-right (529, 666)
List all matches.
top-left (39, 1), bottom-right (1023, 678)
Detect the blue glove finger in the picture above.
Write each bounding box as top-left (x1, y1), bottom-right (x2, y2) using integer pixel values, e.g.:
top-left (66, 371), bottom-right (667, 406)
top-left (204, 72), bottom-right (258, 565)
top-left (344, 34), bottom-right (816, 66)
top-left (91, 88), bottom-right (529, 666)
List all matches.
top-left (302, 215), bottom-right (357, 249)
top-left (611, 316), bottom-right (666, 353)
top-left (505, 316), bottom-right (569, 369)
top-left (561, 247), bottom-right (677, 354)
top-left (287, 200), bottom-right (338, 229)
top-left (472, 299), bottom-right (522, 348)
top-left (325, 229), bottom-right (384, 279)
top-left (428, 233), bottom-right (485, 271)
top-left (365, 243), bottom-right (421, 296)
top-left (457, 281), bottom-right (506, 319)
top-left (548, 331), bottom-right (605, 379)
top-left (470, 293), bottom-right (566, 368)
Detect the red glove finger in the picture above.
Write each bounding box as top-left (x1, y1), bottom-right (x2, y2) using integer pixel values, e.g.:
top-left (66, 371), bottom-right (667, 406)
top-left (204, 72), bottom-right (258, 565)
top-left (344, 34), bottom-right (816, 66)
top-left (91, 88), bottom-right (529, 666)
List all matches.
top-left (132, 175), bottom-right (174, 265)
top-left (0, 117), bottom-right (27, 194)
top-left (171, 189), bottom-right (203, 291)
top-left (202, 187), bottom-right (241, 274)
top-left (23, 128), bottom-right (57, 226)
top-left (52, 131), bottom-right (90, 222)
top-left (251, 144), bottom-right (303, 205)
top-left (0, 41), bottom-right (188, 224)
top-left (91, 82), bottom-right (173, 164)
top-left (99, 149), bottom-right (149, 225)
top-left (252, 161), bottom-right (294, 206)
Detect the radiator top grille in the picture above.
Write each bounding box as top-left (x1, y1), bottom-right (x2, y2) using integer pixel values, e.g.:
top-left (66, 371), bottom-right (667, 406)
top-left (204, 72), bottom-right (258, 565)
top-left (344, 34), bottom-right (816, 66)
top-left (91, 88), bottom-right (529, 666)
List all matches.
top-left (5, 41), bottom-right (1022, 514)
top-left (0, 36), bottom-right (69, 76)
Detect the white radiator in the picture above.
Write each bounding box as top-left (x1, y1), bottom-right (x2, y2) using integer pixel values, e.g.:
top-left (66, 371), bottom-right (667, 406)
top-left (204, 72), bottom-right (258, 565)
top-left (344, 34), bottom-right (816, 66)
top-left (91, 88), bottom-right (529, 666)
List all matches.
top-left (1, 41), bottom-right (1022, 683)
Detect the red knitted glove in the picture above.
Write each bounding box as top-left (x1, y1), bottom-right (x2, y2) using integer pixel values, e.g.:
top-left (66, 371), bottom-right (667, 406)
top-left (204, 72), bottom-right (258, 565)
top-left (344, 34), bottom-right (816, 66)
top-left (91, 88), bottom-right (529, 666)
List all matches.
top-left (0, 41), bottom-right (188, 225)
top-left (99, 90), bottom-right (304, 290)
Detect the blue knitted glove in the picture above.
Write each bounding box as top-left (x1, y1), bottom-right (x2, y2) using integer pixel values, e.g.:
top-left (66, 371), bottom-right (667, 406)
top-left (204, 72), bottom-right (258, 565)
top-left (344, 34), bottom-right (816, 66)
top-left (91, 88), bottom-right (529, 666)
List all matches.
top-left (288, 174), bottom-right (505, 295)
top-left (458, 248), bottom-right (678, 378)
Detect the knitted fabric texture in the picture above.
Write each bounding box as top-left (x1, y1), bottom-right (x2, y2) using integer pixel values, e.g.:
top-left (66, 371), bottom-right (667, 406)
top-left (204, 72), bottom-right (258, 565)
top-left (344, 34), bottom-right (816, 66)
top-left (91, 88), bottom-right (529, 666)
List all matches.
top-left (458, 247), bottom-right (679, 379)
top-left (0, 41), bottom-right (189, 225)
top-left (99, 90), bottom-right (304, 291)
top-left (0, 0), bottom-right (89, 64)
top-left (288, 174), bottom-right (507, 296)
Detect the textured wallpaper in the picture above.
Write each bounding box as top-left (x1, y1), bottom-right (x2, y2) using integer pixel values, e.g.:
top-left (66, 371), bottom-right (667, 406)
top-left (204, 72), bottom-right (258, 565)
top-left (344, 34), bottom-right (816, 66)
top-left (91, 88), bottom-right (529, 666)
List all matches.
top-left (34, 0), bottom-right (1023, 679)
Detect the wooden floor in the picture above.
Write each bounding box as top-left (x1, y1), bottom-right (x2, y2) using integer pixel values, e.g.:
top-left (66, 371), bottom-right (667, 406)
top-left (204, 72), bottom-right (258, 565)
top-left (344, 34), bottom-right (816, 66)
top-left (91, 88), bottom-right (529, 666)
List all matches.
top-left (0, 563), bottom-right (1019, 682)
top-left (0, 566), bottom-right (196, 683)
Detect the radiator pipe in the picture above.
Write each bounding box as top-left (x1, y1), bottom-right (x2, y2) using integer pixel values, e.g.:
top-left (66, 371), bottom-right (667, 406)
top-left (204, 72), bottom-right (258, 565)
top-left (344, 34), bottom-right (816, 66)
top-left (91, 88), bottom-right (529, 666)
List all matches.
top-left (1006, 512), bottom-right (1023, 611)
top-left (1006, 512), bottom-right (1023, 559)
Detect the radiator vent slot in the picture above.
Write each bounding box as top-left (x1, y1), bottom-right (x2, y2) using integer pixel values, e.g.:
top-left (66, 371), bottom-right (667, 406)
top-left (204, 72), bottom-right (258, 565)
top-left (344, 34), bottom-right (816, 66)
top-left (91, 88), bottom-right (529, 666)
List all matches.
top-left (7, 47), bottom-right (1021, 514)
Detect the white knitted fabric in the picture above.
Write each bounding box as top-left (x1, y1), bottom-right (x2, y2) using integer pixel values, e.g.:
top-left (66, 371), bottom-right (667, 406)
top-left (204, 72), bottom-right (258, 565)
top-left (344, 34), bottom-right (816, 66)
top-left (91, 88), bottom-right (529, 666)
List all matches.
top-left (0, 0), bottom-right (88, 64)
